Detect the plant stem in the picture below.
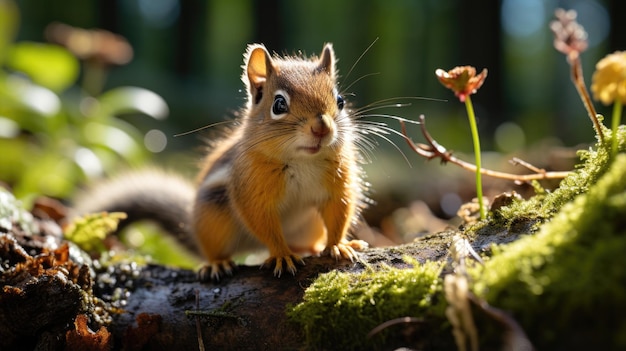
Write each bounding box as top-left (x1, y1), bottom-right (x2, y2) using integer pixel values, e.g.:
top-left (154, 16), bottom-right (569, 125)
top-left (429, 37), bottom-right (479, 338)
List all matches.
top-left (464, 96), bottom-right (485, 220)
top-left (83, 60), bottom-right (106, 96)
top-left (612, 101), bottom-right (623, 157)
top-left (569, 54), bottom-right (604, 143)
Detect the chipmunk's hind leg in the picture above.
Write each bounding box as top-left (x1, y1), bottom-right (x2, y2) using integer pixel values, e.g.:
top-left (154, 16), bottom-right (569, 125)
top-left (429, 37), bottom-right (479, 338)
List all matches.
top-left (193, 196), bottom-right (239, 282)
top-left (197, 260), bottom-right (236, 282)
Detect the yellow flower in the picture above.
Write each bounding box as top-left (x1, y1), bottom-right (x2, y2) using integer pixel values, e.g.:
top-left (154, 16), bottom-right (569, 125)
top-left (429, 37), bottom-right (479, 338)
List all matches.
top-left (591, 51), bottom-right (626, 105)
top-left (435, 66), bottom-right (487, 102)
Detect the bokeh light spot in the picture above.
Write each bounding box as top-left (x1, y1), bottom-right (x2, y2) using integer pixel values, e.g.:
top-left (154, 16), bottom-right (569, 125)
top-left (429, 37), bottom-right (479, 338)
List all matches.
top-left (144, 129), bottom-right (167, 153)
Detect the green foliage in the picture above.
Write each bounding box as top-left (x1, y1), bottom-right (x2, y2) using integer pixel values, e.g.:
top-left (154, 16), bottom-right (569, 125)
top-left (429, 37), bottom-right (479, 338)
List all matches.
top-left (118, 223), bottom-right (201, 269)
top-left (473, 147), bottom-right (626, 349)
top-left (0, 0), bottom-right (18, 63)
top-left (0, 3), bottom-right (168, 203)
top-left (6, 41), bottom-right (79, 92)
top-left (64, 212), bottom-right (127, 253)
top-left (0, 3), bottom-right (192, 268)
top-left (288, 258), bottom-right (445, 350)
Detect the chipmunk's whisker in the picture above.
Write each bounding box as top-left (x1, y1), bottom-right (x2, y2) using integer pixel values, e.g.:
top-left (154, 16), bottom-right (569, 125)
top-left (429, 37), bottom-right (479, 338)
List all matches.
top-left (355, 122), bottom-right (412, 166)
top-left (361, 95), bottom-right (444, 106)
top-left (342, 72), bottom-right (381, 93)
top-left (174, 120), bottom-right (237, 137)
top-left (357, 121), bottom-right (412, 142)
top-left (354, 138), bottom-right (376, 164)
top-left (354, 103), bottom-right (412, 114)
top-left (341, 37), bottom-right (379, 87)
top-left (357, 113), bottom-right (422, 126)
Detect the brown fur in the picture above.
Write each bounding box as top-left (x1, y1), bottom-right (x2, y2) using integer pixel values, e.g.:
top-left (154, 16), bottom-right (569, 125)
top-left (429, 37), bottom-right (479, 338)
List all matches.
top-left (74, 44), bottom-right (369, 281)
top-left (193, 44), bottom-right (367, 280)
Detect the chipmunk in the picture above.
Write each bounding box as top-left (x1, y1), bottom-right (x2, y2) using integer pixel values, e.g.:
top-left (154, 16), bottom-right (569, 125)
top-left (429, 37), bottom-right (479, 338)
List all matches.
top-left (75, 43), bottom-right (369, 281)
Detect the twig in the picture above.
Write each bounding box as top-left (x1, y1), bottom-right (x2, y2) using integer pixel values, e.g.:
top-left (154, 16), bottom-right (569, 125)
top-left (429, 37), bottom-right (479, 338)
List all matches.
top-left (400, 116), bottom-right (571, 182)
top-left (467, 292), bottom-right (535, 351)
top-left (509, 158), bottom-right (544, 174)
top-left (367, 316), bottom-right (424, 339)
top-left (550, 8), bottom-right (605, 143)
top-left (569, 53), bottom-right (605, 143)
top-left (195, 289), bottom-right (205, 351)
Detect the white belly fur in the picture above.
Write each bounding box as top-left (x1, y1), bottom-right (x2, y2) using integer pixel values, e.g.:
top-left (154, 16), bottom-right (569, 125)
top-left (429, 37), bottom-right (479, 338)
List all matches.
top-left (279, 160), bottom-right (330, 253)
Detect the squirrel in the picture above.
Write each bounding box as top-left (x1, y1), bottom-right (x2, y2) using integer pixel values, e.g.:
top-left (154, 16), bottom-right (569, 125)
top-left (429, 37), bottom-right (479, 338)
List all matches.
top-left (74, 43), bottom-right (369, 281)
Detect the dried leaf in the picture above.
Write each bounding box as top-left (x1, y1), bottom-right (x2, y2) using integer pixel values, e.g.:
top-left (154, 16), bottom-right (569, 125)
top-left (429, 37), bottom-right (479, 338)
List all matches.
top-left (65, 314), bottom-right (112, 351)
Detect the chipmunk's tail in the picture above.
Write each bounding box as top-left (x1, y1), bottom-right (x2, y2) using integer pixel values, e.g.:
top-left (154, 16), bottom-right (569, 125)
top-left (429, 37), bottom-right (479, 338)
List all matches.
top-left (72, 169), bottom-right (201, 256)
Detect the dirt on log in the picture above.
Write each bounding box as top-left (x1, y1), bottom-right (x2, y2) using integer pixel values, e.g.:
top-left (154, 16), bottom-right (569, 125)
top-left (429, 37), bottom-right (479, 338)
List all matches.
top-left (105, 231), bottom-right (455, 351)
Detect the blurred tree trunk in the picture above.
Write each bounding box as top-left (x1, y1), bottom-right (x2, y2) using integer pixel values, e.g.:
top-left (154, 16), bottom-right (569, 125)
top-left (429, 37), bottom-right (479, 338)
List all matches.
top-left (252, 0), bottom-right (284, 50)
top-left (458, 1), bottom-right (503, 142)
top-left (609, 0), bottom-right (626, 51)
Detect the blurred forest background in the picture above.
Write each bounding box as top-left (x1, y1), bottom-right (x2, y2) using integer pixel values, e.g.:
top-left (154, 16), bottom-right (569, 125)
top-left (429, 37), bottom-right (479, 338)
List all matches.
top-left (2, 0), bottom-right (625, 229)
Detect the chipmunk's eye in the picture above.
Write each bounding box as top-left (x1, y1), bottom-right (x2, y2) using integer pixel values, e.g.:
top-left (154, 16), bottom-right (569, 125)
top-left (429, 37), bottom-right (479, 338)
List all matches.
top-left (336, 94), bottom-right (345, 110)
top-left (271, 91), bottom-right (289, 120)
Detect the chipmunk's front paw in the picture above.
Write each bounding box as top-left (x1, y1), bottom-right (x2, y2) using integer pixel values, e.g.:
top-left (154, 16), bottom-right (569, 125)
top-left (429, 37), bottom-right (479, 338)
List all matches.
top-left (198, 260), bottom-right (236, 282)
top-left (262, 254), bottom-right (304, 277)
top-left (329, 239), bottom-right (369, 262)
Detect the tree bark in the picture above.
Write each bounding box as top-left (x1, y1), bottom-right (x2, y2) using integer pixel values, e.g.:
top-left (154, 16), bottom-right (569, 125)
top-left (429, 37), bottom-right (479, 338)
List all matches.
top-left (108, 231), bottom-right (454, 351)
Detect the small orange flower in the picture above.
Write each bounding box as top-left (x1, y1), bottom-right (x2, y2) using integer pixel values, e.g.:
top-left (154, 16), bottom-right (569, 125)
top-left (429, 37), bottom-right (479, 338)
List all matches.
top-left (591, 51), bottom-right (626, 105)
top-left (435, 66), bottom-right (487, 102)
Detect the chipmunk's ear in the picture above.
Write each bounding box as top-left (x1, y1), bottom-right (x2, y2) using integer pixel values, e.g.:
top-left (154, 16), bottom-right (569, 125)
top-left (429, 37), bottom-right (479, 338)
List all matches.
top-left (243, 44), bottom-right (277, 104)
top-left (316, 43), bottom-right (336, 79)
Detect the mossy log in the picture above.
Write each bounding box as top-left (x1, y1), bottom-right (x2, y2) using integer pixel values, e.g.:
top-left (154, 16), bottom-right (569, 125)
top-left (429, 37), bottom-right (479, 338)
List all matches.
top-left (108, 240), bottom-right (450, 351)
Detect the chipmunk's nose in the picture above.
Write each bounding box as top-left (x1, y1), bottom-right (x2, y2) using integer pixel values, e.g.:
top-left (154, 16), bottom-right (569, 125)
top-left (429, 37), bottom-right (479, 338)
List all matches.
top-left (311, 115), bottom-right (331, 138)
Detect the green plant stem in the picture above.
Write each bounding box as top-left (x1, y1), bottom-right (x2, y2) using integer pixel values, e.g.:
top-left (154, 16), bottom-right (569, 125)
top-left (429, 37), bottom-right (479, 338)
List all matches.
top-left (464, 96), bottom-right (485, 220)
top-left (83, 60), bottom-right (106, 96)
top-left (612, 101), bottom-right (623, 157)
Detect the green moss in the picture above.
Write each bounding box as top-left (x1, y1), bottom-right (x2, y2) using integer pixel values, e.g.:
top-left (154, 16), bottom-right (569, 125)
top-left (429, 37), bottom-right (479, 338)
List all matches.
top-left (64, 212), bottom-right (128, 253)
top-left (495, 126), bottom-right (624, 229)
top-left (288, 258), bottom-right (445, 350)
top-left (472, 150), bottom-right (626, 349)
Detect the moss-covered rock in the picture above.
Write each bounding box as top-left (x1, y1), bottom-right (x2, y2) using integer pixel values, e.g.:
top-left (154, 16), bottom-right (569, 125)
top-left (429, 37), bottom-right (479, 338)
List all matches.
top-left (289, 258), bottom-right (446, 350)
top-left (495, 126), bottom-right (624, 227)
top-left (473, 150), bottom-right (626, 350)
